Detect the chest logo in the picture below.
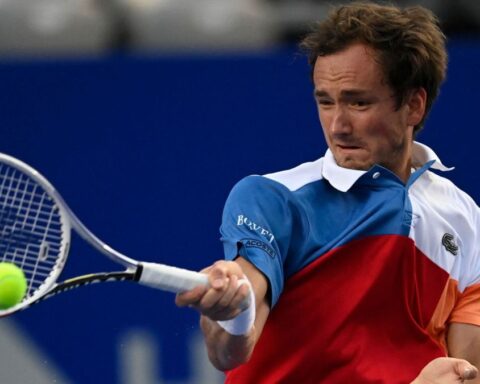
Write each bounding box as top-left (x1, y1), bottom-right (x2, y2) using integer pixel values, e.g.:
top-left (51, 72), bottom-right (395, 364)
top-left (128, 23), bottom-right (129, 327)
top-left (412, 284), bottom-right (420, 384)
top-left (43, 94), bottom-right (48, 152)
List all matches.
top-left (442, 233), bottom-right (459, 256)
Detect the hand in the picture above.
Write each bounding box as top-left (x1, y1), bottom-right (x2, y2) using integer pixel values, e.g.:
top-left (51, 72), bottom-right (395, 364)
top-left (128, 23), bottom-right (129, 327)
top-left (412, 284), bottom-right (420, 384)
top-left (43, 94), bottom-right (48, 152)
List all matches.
top-left (175, 260), bottom-right (250, 321)
top-left (412, 357), bottom-right (478, 383)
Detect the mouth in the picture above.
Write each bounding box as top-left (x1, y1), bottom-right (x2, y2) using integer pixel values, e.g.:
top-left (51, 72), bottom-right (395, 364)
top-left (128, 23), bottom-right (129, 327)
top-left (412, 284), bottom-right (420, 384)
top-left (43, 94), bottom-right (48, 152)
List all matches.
top-left (336, 144), bottom-right (362, 151)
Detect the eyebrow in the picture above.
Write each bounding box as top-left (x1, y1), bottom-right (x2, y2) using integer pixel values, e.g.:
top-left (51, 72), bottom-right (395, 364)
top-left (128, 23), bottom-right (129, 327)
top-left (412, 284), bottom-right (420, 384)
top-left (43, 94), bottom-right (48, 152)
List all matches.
top-left (314, 89), bottom-right (371, 98)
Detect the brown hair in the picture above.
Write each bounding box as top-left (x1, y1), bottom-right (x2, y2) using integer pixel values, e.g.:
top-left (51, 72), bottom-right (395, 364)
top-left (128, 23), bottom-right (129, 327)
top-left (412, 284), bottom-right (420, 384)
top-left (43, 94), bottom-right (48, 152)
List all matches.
top-left (300, 2), bottom-right (447, 134)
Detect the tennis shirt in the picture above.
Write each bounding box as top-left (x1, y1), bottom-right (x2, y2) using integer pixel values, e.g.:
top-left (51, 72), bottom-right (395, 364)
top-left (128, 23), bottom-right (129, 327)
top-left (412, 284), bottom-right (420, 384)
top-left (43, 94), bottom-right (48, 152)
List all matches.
top-left (220, 142), bottom-right (480, 384)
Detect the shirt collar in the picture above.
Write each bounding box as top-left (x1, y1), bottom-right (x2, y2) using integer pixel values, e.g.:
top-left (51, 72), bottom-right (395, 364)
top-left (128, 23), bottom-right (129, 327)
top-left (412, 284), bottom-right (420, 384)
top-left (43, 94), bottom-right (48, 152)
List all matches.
top-left (321, 141), bottom-right (453, 192)
top-left (411, 141), bottom-right (453, 172)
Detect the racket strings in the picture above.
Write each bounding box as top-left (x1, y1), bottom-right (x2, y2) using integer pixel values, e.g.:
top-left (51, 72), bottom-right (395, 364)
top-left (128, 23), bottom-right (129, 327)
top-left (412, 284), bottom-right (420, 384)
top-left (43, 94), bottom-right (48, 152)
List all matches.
top-left (0, 164), bottom-right (66, 297)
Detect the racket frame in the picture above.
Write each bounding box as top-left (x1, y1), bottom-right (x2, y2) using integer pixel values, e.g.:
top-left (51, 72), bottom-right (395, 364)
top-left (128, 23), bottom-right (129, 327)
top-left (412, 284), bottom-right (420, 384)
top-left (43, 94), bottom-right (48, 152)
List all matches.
top-left (0, 153), bottom-right (234, 317)
top-left (0, 153), bottom-right (140, 316)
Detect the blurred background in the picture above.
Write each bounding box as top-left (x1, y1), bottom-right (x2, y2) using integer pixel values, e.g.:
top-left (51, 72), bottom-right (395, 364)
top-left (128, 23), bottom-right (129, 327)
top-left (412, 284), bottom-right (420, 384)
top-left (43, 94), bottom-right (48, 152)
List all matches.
top-left (0, 0), bottom-right (479, 383)
top-left (0, 0), bottom-right (477, 57)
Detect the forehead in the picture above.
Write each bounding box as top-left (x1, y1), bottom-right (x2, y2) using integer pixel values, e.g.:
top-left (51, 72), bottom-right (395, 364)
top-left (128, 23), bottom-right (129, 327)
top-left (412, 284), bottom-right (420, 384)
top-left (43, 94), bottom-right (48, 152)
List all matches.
top-left (313, 43), bottom-right (386, 91)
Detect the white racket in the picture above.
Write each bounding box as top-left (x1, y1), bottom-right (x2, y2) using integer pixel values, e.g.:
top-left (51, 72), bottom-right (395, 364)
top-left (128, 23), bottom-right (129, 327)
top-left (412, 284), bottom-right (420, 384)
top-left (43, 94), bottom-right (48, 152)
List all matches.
top-left (0, 153), bottom-right (242, 317)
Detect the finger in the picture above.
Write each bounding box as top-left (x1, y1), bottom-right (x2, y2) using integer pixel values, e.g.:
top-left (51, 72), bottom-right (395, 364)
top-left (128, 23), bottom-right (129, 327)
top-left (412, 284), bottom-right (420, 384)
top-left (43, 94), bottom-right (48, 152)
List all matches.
top-left (184, 260), bottom-right (248, 317)
top-left (175, 285), bottom-right (207, 307)
top-left (210, 279), bottom-right (251, 320)
top-left (199, 264), bottom-right (215, 274)
top-left (208, 262), bottom-right (230, 290)
top-left (462, 366), bottom-right (478, 380)
top-left (206, 275), bottom-right (243, 320)
top-left (192, 279), bottom-right (230, 316)
top-left (200, 276), bottom-right (237, 312)
top-left (450, 358), bottom-right (478, 380)
top-left (215, 274), bottom-right (239, 308)
top-left (198, 264), bottom-right (239, 314)
top-left (230, 280), bottom-right (251, 311)
top-left (210, 308), bottom-right (244, 321)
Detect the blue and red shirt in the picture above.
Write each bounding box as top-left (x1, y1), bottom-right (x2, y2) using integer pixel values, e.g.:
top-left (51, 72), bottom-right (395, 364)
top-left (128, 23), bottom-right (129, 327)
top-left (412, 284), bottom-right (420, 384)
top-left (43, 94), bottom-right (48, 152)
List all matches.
top-left (220, 142), bottom-right (480, 383)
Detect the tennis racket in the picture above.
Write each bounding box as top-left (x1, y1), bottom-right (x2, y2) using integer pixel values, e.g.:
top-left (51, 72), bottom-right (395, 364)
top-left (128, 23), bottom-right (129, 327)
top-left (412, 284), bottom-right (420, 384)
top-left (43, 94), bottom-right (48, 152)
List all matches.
top-left (0, 153), bottom-right (243, 317)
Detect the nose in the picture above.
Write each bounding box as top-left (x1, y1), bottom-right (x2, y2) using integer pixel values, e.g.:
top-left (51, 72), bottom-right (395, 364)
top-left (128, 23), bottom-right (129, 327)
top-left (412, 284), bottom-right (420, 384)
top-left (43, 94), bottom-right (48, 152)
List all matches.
top-left (329, 105), bottom-right (352, 135)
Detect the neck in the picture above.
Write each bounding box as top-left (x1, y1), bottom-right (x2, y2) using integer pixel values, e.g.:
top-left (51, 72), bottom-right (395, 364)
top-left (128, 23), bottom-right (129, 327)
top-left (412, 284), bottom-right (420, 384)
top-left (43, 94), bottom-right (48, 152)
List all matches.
top-left (390, 139), bottom-right (413, 184)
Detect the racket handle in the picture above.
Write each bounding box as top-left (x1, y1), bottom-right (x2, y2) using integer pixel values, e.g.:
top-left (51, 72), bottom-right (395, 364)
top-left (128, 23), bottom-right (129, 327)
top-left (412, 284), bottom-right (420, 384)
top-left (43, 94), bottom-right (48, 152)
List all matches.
top-left (138, 262), bottom-right (252, 310)
top-left (139, 262), bottom-right (209, 293)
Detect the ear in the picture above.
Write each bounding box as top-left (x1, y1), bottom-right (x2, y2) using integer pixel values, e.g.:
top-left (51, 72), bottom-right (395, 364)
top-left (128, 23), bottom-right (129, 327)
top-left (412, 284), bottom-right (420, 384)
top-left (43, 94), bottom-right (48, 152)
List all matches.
top-left (406, 88), bottom-right (427, 127)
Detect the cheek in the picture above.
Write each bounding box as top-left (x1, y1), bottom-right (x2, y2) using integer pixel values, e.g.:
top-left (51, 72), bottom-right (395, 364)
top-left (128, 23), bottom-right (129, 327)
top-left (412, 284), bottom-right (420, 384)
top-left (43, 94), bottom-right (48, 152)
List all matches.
top-left (318, 112), bottom-right (332, 136)
top-left (362, 114), bottom-right (402, 140)
top-left (352, 116), bottom-right (390, 144)
top-left (317, 109), bottom-right (328, 127)
top-left (366, 120), bottom-right (407, 154)
top-left (368, 123), bottom-right (390, 139)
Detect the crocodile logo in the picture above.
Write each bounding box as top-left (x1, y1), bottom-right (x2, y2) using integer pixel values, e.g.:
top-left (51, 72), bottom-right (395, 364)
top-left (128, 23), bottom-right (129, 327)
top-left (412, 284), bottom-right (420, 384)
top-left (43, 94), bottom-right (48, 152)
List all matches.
top-left (442, 233), bottom-right (458, 256)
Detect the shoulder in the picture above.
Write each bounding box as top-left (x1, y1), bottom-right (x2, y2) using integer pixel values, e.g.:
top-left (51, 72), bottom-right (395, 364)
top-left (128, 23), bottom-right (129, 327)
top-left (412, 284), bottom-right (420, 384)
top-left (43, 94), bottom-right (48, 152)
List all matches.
top-left (263, 157), bottom-right (325, 191)
top-left (422, 171), bottom-right (478, 215)
top-left (232, 158), bottom-right (323, 195)
top-left (417, 171), bottom-right (480, 288)
top-left (224, 158), bottom-right (325, 219)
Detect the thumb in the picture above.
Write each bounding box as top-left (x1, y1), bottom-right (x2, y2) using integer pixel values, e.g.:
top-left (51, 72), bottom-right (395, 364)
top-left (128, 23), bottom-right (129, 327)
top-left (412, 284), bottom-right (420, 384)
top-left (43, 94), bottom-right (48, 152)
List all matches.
top-left (462, 365), bottom-right (478, 380)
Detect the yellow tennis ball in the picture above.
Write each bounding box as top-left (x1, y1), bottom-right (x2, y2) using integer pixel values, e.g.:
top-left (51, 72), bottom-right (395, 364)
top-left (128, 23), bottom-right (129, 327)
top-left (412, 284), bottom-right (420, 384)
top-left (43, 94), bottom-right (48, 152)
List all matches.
top-left (0, 262), bottom-right (27, 309)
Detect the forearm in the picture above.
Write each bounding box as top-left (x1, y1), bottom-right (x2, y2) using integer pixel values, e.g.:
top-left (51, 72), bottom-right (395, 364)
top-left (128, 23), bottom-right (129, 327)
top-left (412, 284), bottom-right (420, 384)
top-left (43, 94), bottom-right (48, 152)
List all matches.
top-left (448, 323), bottom-right (480, 383)
top-left (176, 258), bottom-right (269, 370)
top-left (200, 315), bottom-right (257, 371)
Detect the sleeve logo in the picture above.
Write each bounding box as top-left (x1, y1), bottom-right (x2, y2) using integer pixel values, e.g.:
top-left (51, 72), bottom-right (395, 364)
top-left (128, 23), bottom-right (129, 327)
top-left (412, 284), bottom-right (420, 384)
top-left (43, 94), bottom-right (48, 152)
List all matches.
top-left (243, 239), bottom-right (276, 259)
top-left (442, 233), bottom-right (459, 256)
top-left (237, 215), bottom-right (275, 244)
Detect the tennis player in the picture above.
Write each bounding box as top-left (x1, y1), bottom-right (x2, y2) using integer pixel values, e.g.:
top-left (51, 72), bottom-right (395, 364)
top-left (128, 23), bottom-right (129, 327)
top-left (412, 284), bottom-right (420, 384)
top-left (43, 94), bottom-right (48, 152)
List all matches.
top-left (177, 2), bottom-right (480, 383)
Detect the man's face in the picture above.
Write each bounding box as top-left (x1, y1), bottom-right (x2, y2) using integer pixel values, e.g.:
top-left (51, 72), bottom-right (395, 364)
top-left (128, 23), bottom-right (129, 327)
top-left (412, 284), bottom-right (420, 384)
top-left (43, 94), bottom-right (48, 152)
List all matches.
top-left (313, 43), bottom-right (420, 181)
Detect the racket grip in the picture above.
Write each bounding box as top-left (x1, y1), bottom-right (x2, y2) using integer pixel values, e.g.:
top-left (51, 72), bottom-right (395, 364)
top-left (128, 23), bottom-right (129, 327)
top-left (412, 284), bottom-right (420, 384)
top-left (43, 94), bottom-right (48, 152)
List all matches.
top-left (139, 262), bottom-right (209, 293)
top-left (138, 262), bottom-right (252, 310)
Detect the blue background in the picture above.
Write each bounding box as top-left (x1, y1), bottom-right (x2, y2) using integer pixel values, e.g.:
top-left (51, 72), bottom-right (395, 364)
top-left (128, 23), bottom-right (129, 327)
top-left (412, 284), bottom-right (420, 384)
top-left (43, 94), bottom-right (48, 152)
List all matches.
top-left (1, 40), bottom-right (479, 382)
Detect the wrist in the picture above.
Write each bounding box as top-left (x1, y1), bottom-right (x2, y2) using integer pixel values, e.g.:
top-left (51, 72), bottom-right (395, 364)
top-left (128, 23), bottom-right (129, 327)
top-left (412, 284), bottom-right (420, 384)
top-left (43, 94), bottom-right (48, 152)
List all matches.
top-left (217, 278), bottom-right (256, 336)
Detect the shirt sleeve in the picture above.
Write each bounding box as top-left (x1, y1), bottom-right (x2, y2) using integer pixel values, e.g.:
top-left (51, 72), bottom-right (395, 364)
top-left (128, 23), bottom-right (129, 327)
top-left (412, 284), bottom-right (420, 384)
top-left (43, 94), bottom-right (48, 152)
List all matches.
top-left (449, 283), bottom-right (480, 326)
top-left (459, 194), bottom-right (480, 289)
top-left (220, 175), bottom-right (298, 307)
top-left (450, 191), bottom-right (480, 326)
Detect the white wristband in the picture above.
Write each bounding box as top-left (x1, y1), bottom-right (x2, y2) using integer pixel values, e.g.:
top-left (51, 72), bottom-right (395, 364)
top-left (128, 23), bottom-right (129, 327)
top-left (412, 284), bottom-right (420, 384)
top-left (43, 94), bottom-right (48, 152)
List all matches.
top-left (217, 278), bottom-right (256, 336)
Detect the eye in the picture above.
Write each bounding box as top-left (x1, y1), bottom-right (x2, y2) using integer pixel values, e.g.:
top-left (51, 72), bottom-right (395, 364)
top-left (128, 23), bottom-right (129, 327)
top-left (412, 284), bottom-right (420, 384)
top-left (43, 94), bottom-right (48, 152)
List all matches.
top-left (317, 99), bottom-right (334, 107)
top-left (350, 100), bottom-right (371, 109)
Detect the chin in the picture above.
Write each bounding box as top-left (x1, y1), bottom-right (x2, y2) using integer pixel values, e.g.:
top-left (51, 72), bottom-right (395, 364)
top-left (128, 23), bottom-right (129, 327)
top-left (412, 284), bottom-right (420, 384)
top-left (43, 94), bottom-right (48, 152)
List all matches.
top-left (336, 158), bottom-right (372, 171)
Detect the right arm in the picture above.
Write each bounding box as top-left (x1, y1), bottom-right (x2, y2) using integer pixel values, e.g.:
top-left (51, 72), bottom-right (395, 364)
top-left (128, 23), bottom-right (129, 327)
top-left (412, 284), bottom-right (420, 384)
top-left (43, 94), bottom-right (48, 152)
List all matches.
top-left (178, 175), bottom-right (292, 370)
top-left (176, 257), bottom-right (271, 371)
